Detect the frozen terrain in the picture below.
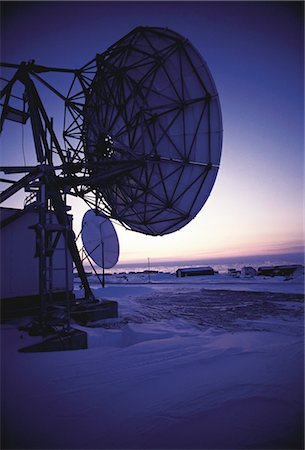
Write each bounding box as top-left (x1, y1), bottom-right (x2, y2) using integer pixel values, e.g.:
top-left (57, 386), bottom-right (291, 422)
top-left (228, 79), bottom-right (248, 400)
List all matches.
top-left (81, 270), bottom-right (305, 294)
top-left (1, 272), bottom-right (304, 449)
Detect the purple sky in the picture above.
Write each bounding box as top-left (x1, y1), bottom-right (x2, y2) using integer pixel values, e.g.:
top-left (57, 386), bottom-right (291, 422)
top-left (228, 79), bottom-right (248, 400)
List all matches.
top-left (1, 1), bottom-right (304, 263)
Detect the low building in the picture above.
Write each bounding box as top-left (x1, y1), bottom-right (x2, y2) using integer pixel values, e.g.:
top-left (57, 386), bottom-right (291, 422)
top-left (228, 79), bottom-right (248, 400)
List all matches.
top-left (257, 265), bottom-right (303, 277)
top-left (0, 206), bottom-right (74, 318)
top-left (241, 266), bottom-right (257, 277)
top-left (228, 268), bottom-right (241, 277)
top-left (176, 266), bottom-right (214, 277)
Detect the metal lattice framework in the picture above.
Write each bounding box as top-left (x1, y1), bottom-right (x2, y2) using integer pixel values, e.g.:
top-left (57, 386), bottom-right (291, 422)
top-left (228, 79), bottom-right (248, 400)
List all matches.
top-left (0, 26), bottom-right (222, 330)
top-left (64, 26), bottom-right (223, 236)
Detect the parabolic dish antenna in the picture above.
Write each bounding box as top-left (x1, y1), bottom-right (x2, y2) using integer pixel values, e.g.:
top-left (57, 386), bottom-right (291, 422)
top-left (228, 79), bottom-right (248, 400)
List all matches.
top-left (83, 26), bottom-right (222, 236)
top-left (0, 24), bottom-right (223, 316)
top-left (81, 209), bottom-right (119, 269)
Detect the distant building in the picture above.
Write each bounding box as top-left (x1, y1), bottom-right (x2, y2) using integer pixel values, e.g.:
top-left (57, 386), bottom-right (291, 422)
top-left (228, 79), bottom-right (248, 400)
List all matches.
top-left (257, 265), bottom-right (303, 277)
top-left (228, 268), bottom-right (241, 277)
top-left (176, 266), bottom-right (214, 277)
top-left (241, 266), bottom-right (257, 277)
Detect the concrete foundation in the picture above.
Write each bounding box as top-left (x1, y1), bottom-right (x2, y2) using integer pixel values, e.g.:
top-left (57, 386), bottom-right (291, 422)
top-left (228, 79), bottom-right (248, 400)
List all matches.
top-left (71, 300), bottom-right (118, 325)
top-left (19, 328), bottom-right (88, 353)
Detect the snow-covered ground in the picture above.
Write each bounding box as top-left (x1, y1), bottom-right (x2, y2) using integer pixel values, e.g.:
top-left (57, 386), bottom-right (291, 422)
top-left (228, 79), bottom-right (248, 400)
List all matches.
top-left (80, 271), bottom-right (305, 295)
top-left (1, 273), bottom-right (304, 449)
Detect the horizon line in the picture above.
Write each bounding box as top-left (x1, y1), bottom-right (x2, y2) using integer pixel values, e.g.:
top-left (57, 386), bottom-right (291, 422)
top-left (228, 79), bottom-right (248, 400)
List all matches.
top-left (88, 250), bottom-right (305, 269)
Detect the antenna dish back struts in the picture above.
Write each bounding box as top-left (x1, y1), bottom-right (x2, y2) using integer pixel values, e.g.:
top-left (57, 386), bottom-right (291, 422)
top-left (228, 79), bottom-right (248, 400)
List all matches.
top-left (81, 27), bottom-right (223, 236)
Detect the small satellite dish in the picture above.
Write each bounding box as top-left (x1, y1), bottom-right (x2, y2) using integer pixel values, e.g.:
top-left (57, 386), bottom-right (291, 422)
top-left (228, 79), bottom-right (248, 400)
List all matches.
top-left (81, 209), bottom-right (119, 269)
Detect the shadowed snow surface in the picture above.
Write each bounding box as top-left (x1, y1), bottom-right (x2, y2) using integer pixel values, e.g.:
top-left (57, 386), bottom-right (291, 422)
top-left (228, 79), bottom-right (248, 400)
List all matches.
top-left (1, 275), bottom-right (304, 449)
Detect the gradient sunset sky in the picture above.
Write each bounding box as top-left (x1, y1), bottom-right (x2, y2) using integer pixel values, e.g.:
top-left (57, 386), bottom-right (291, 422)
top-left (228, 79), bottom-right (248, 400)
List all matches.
top-left (1, 1), bottom-right (304, 264)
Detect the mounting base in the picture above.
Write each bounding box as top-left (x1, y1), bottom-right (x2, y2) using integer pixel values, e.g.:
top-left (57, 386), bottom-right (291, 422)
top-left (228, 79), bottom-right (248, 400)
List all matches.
top-left (18, 328), bottom-right (88, 353)
top-left (71, 299), bottom-right (118, 325)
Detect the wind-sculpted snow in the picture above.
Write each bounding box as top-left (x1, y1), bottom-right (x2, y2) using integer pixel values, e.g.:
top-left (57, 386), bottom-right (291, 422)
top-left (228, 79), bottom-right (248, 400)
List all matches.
top-left (2, 282), bottom-right (304, 450)
top-left (91, 288), bottom-right (304, 334)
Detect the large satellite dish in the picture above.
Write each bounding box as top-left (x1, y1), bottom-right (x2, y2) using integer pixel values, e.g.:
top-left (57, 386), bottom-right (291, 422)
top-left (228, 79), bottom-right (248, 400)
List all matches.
top-left (81, 209), bottom-right (119, 269)
top-left (82, 27), bottom-right (222, 236)
top-left (0, 26), bottom-right (222, 332)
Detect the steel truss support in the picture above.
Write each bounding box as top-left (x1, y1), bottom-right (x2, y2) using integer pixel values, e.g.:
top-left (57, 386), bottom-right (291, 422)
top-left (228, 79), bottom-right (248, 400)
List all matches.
top-left (0, 62), bottom-right (97, 332)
